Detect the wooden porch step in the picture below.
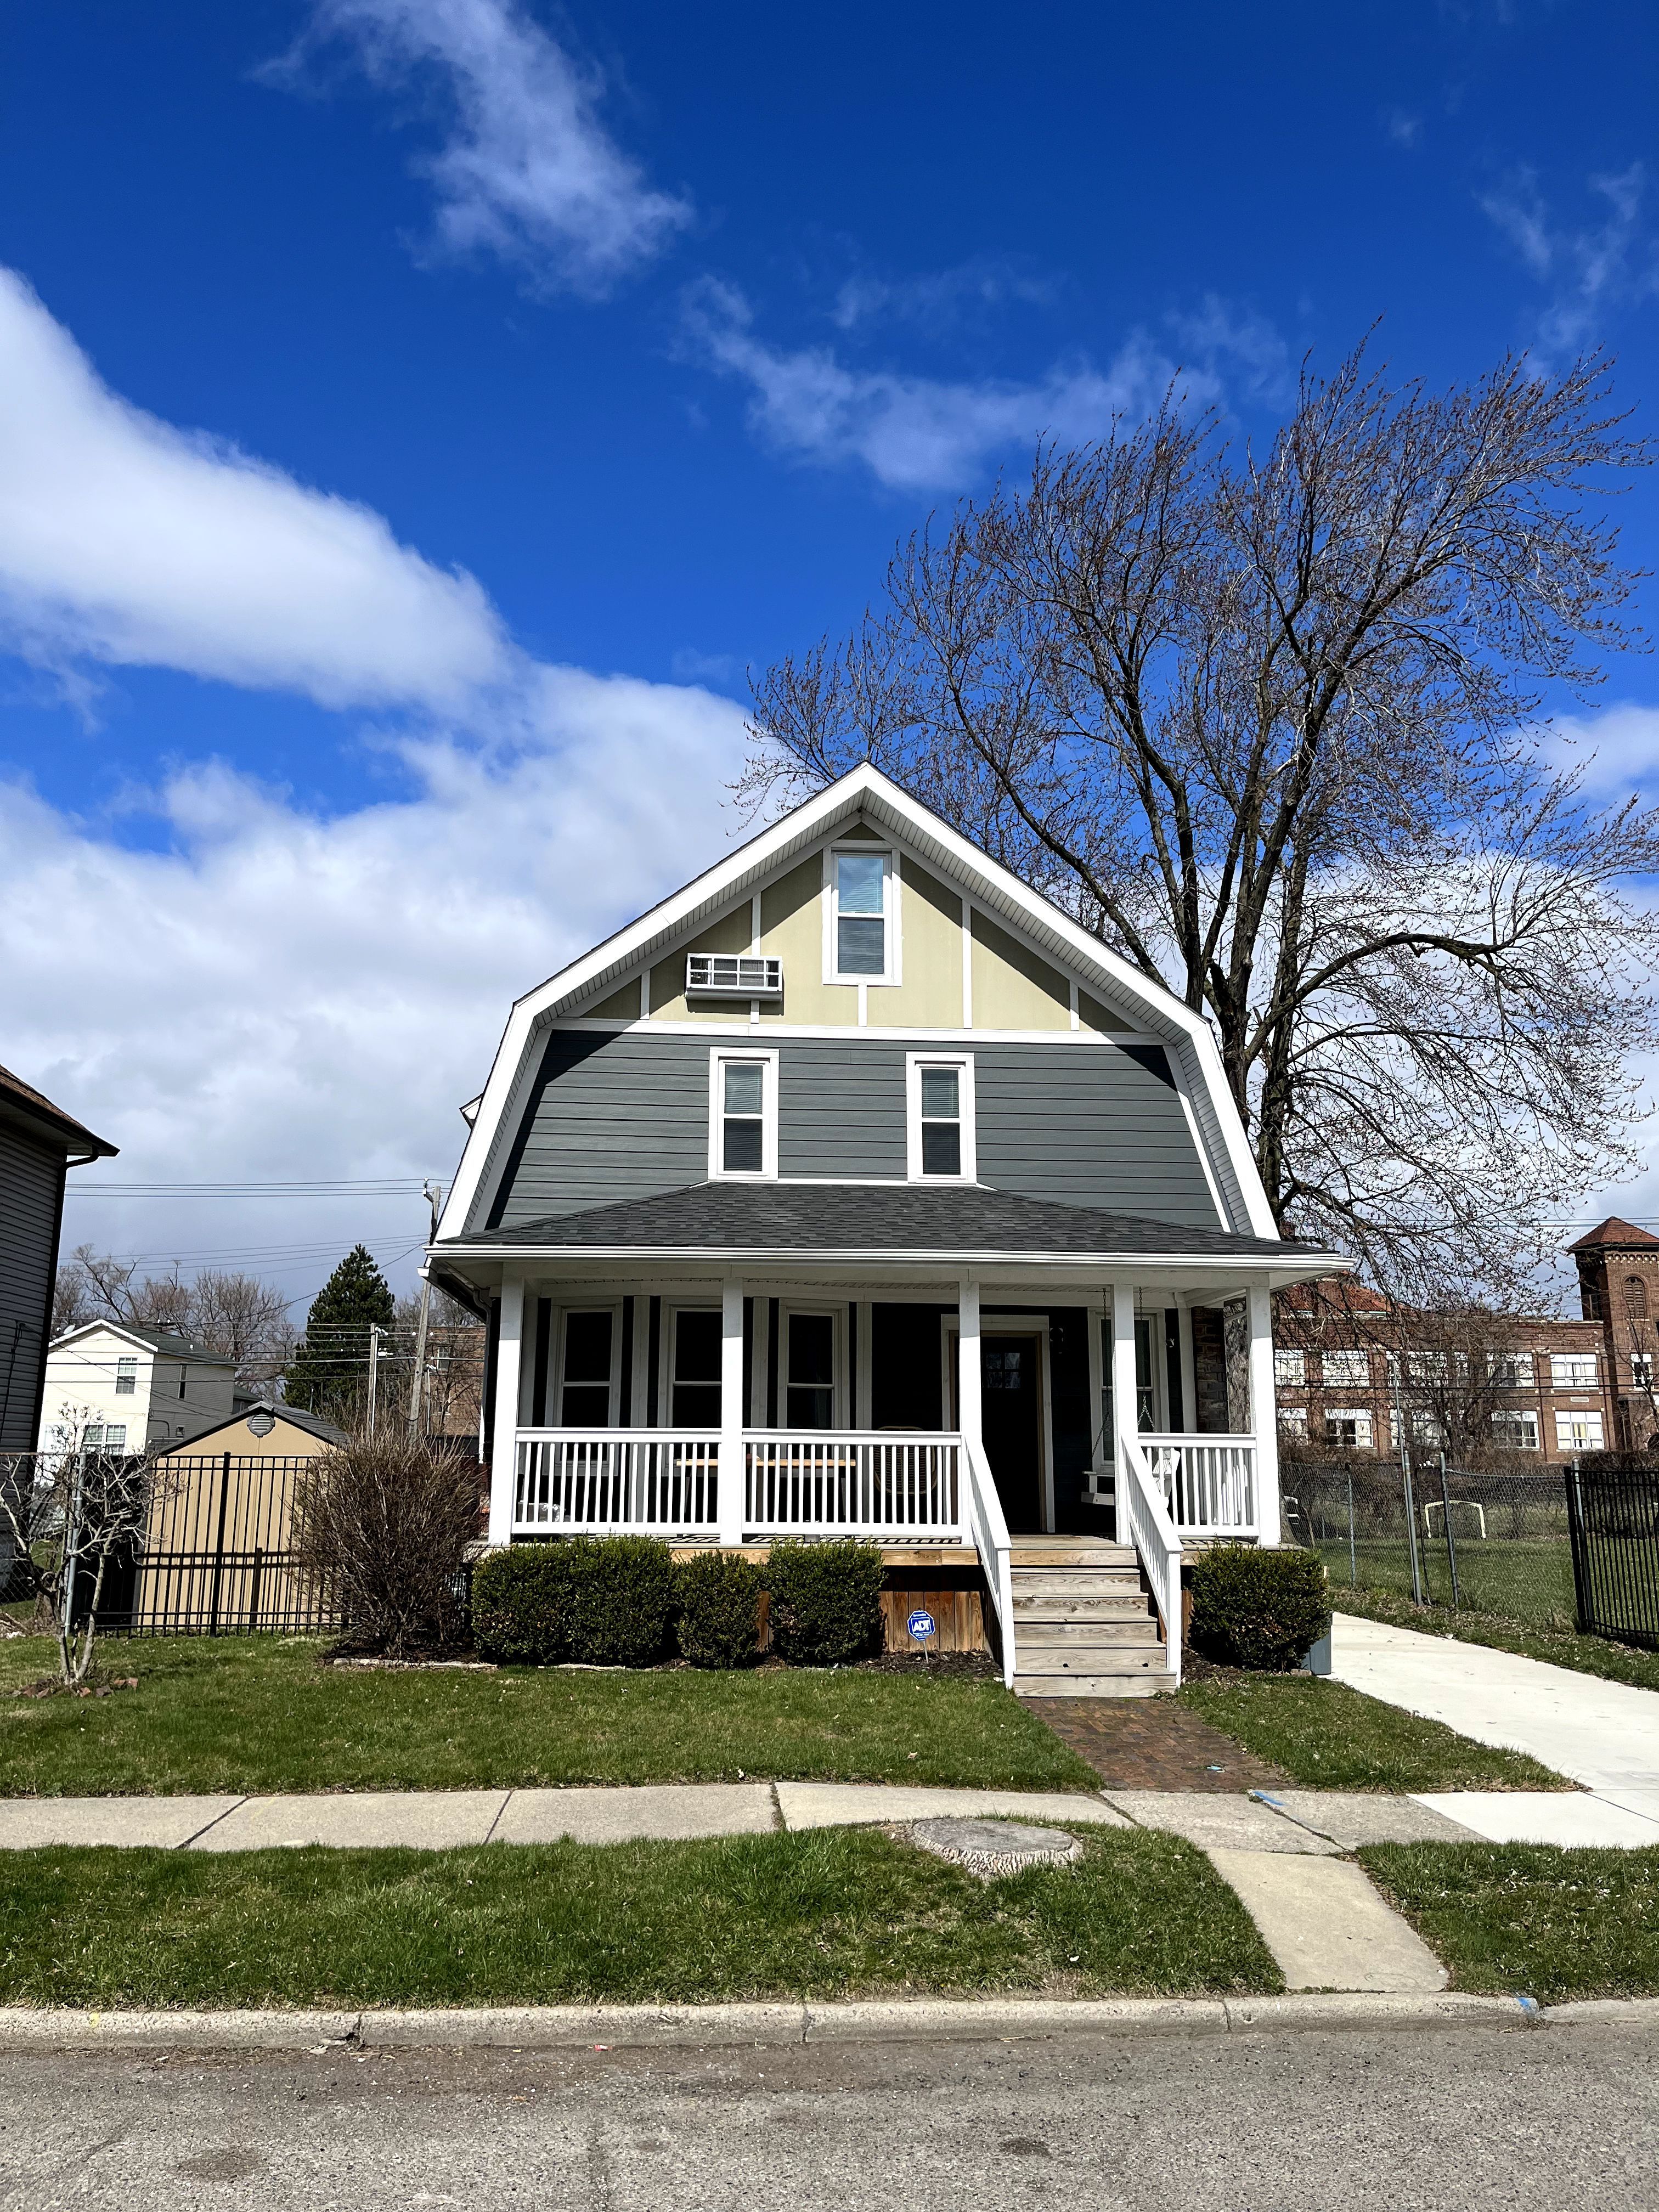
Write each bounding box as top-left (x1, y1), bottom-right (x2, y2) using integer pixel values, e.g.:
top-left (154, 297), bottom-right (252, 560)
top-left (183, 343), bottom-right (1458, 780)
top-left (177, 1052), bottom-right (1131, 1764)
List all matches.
top-left (1012, 1593), bottom-right (1153, 1621)
top-left (1009, 1571), bottom-right (1143, 1600)
top-left (1014, 1671), bottom-right (1177, 1699)
top-left (1013, 1640), bottom-right (1166, 1673)
top-left (1014, 1618), bottom-right (1161, 1647)
top-left (1008, 1543), bottom-right (1135, 1567)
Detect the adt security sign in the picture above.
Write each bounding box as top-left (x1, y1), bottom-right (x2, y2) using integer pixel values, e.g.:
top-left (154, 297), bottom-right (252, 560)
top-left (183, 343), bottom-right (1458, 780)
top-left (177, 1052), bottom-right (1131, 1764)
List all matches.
top-left (906, 1608), bottom-right (936, 1642)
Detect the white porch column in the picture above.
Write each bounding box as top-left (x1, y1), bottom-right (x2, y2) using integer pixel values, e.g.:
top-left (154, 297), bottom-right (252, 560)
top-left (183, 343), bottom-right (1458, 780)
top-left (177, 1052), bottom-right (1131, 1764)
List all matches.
top-left (719, 1276), bottom-right (747, 1548)
top-left (487, 1271), bottom-right (524, 1545)
top-left (1247, 1284), bottom-right (1283, 1545)
top-left (957, 1273), bottom-right (982, 1448)
top-left (1111, 1280), bottom-right (1138, 1542)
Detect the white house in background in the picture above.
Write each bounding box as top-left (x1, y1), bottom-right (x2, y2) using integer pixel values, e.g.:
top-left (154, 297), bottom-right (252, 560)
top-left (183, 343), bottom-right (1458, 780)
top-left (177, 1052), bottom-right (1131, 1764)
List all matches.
top-left (37, 1322), bottom-right (241, 1455)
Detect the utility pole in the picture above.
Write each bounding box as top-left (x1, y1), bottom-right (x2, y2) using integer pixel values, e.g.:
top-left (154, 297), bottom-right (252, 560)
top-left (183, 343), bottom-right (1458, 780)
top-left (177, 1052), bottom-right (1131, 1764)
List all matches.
top-left (367, 1323), bottom-right (383, 1437)
top-left (408, 1182), bottom-right (443, 1436)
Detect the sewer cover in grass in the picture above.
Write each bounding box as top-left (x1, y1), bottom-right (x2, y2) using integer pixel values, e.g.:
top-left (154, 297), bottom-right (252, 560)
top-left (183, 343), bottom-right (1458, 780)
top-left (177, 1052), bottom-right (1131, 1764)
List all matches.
top-left (906, 1818), bottom-right (1083, 1878)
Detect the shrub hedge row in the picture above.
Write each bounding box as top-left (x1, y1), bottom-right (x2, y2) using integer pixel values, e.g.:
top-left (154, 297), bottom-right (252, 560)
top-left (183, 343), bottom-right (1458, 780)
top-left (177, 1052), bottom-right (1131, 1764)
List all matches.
top-left (471, 1534), bottom-right (883, 1671)
top-left (1188, 1541), bottom-right (1331, 1672)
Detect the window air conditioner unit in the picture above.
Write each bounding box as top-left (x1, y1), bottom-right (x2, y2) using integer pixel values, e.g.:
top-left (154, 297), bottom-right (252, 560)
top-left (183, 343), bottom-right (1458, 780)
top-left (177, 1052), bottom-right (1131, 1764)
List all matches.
top-left (685, 953), bottom-right (783, 998)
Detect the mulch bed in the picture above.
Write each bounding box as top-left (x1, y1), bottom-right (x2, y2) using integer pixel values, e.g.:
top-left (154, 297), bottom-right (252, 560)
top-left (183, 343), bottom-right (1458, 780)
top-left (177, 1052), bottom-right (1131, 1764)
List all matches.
top-left (1025, 1694), bottom-right (1290, 1792)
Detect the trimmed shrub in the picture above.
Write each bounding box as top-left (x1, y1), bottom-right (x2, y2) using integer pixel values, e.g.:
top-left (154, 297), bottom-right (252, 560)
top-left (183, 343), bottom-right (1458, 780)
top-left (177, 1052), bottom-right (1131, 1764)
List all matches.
top-left (766, 1538), bottom-right (884, 1667)
top-left (1189, 1542), bottom-right (1331, 1672)
top-left (674, 1550), bottom-right (764, 1669)
top-left (471, 1542), bottom-right (574, 1664)
top-left (566, 1534), bottom-right (676, 1667)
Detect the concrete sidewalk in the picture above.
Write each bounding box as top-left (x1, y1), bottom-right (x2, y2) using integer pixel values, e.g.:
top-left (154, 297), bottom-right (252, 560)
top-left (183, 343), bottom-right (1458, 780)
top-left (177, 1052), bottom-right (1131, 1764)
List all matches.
top-left (1330, 1610), bottom-right (1659, 1845)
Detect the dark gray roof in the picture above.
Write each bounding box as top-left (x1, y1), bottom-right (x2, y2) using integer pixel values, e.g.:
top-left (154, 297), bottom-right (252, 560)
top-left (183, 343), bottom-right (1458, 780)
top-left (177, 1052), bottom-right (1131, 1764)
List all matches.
top-left (0, 1062), bottom-right (117, 1158)
top-left (442, 1182), bottom-right (1330, 1263)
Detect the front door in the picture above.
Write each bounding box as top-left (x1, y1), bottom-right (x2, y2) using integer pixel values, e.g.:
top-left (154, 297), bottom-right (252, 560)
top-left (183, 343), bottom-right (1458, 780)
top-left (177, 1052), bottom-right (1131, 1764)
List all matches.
top-left (981, 1333), bottom-right (1043, 1531)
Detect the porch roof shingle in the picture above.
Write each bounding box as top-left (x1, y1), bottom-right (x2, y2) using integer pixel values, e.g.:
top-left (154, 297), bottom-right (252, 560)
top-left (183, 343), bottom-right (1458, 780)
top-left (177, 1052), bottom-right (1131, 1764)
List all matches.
top-left (439, 1182), bottom-right (1332, 1265)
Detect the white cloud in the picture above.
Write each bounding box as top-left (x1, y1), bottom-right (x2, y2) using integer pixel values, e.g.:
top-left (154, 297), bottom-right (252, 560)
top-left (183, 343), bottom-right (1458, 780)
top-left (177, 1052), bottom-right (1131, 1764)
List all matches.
top-left (0, 670), bottom-right (748, 1298)
top-left (1540, 702), bottom-right (1659, 803)
top-left (1480, 162), bottom-right (1659, 364)
top-left (829, 258), bottom-right (1063, 335)
top-left (0, 268), bottom-right (513, 713)
top-left (1164, 295), bottom-right (1290, 404)
top-left (282, 0), bottom-right (691, 294)
top-left (681, 279), bottom-right (1218, 494)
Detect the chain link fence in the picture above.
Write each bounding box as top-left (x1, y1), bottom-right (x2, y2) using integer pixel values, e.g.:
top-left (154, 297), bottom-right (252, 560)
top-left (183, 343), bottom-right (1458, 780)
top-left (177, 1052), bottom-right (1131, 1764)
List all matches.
top-left (1282, 1454), bottom-right (1578, 1630)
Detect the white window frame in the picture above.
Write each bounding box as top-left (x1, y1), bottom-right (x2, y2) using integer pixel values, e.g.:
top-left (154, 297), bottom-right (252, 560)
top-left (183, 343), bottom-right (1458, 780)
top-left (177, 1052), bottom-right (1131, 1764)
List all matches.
top-left (905, 1052), bottom-right (976, 1183)
top-left (1323, 1406), bottom-right (1374, 1448)
top-left (778, 1303), bottom-right (847, 1430)
top-left (823, 843), bottom-right (901, 986)
top-left (1633, 1352), bottom-right (1656, 1391)
top-left (1274, 1348), bottom-right (1306, 1388)
top-left (1278, 1406), bottom-right (1309, 1436)
top-left (1551, 1352), bottom-right (1600, 1390)
top-left (1322, 1348), bottom-right (1370, 1387)
top-left (555, 1302), bottom-right (623, 1428)
top-left (708, 1048), bottom-right (778, 1180)
top-left (1492, 1409), bottom-right (1540, 1451)
top-left (1555, 1408), bottom-right (1605, 1452)
top-left (114, 1357), bottom-right (137, 1396)
top-left (1487, 1350), bottom-right (1536, 1389)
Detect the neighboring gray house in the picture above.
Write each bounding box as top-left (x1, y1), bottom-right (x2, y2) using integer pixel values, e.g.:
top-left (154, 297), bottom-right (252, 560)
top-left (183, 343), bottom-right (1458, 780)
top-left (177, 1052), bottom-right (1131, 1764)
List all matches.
top-left (428, 765), bottom-right (1347, 1694)
top-left (0, 1063), bottom-right (116, 1455)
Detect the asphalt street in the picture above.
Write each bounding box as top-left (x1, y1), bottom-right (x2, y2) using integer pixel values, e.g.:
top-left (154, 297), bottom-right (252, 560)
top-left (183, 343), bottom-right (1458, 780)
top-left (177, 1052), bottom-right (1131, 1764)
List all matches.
top-left (1, 2022), bottom-right (1654, 2211)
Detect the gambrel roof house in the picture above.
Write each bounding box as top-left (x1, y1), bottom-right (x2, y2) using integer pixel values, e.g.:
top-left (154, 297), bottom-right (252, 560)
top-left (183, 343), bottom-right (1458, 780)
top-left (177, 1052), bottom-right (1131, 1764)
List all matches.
top-left (430, 764), bottom-right (1348, 1692)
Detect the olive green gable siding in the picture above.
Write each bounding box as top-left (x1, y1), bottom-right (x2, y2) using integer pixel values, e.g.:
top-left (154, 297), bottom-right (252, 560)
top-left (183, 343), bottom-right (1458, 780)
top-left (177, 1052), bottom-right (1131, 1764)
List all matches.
top-left (482, 1028), bottom-right (1219, 1231)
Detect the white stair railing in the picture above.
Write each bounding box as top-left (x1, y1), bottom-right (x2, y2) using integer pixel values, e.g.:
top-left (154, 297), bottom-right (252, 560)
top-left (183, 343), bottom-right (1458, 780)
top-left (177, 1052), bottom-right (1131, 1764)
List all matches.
top-left (1141, 1432), bottom-right (1258, 1537)
top-left (1117, 1430), bottom-right (1183, 1685)
top-left (962, 1432), bottom-right (1016, 1688)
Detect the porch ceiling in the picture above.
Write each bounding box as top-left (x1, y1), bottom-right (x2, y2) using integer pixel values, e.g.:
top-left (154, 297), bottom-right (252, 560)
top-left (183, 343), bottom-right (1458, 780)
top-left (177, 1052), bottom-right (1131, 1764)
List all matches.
top-left (431, 1180), bottom-right (1345, 1297)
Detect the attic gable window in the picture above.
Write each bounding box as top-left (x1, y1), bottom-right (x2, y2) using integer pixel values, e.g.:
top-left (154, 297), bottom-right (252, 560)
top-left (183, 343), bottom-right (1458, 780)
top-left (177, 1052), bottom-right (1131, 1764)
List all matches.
top-left (709, 1049), bottom-right (778, 1180)
top-left (828, 848), bottom-right (895, 982)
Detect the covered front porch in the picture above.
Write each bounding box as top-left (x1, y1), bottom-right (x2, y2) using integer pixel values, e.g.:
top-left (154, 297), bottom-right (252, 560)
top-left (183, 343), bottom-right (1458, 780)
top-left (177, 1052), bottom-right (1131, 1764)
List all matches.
top-left (470, 1266), bottom-right (1294, 1689)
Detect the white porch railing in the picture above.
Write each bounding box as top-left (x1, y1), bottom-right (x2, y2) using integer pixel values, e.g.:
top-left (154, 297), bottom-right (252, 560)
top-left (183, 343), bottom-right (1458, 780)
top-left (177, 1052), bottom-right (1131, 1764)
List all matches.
top-left (744, 1431), bottom-right (962, 1541)
top-left (1142, 1432), bottom-right (1258, 1537)
top-left (514, 1430), bottom-right (720, 1536)
top-left (1118, 1430), bottom-right (1183, 1684)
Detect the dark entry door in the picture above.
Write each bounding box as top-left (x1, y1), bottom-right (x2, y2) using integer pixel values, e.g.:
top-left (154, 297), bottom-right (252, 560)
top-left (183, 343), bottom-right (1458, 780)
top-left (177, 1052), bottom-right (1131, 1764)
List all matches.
top-left (981, 1334), bottom-right (1043, 1531)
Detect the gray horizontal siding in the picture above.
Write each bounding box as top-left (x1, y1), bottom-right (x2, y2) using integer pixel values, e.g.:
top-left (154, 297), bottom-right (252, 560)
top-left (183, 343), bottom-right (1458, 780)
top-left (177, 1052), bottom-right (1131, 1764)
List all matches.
top-left (0, 1121), bottom-right (65, 1449)
top-left (973, 1044), bottom-right (1218, 1226)
top-left (777, 1040), bottom-right (906, 1179)
top-left (489, 1028), bottom-right (1220, 1233)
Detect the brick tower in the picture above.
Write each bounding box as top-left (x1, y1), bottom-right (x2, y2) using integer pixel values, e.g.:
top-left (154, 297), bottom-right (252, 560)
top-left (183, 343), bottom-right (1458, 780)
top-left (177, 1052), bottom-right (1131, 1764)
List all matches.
top-left (1567, 1217), bottom-right (1659, 1452)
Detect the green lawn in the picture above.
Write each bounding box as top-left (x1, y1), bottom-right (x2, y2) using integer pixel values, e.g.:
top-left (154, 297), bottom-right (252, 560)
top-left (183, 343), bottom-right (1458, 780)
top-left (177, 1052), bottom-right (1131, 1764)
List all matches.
top-left (1361, 1842), bottom-right (1659, 2002)
top-left (0, 1826), bottom-right (1279, 2007)
top-left (1333, 1584), bottom-right (1659, 1694)
top-left (1314, 1536), bottom-right (1577, 1630)
top-left (0, 1635), bottom-right (1099, 1797)
top-left (1178, 1673), bottom-right (1567, 1791)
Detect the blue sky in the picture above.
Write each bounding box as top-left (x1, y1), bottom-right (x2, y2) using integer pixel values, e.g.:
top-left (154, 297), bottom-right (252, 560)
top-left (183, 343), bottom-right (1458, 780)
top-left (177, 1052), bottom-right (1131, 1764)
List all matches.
top-left (2, 0), bottom-right (1657, 1306)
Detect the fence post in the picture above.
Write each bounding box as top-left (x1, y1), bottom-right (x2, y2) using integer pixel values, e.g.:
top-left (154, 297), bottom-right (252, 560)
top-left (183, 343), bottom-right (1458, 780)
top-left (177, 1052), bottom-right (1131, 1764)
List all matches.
top-left (248, 1545), bottom-right (264, 1635)
top-left (1402, 1452), bottom-right (1426, 1605)
top-left (206, 1451), bottom-right (232, 1636)
top-left (1439, 1453), bottom-right (1462, 1610)
top-left (1346, 1465), bottom-right (1356, 1588)
top-left (1566, 1459), bottom-right (1593, 1635)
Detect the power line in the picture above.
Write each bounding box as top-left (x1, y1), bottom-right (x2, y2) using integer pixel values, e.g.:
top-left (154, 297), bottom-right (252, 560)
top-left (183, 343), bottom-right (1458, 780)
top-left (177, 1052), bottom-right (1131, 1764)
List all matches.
top-left (63, 1178), bottom-right (437, 1198)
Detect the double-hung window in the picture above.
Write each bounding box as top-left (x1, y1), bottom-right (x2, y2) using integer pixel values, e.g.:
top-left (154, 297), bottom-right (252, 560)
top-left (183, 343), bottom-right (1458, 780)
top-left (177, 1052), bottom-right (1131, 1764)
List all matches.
top-left (114, 1357), bottom-right (137, 1396)
top-left (1551, 1352), bottom-right (1599, 1390)
top-left (829, 849), bottom-right (893, 981)
top-left (709, 1050), bottom-right (777, 1179)
top-left (558, 1310), bottom-right (617, 1426)
top-left (906, 1054), bottom-right (975, 1181)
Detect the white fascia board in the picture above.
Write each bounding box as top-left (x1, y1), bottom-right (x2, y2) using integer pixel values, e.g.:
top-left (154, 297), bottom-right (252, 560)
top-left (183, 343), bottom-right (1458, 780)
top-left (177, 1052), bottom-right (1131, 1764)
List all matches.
top-left (434, 1239), bottom-right (1351, 1278)
top-left (439, 761), bottom-right (1278, 1244)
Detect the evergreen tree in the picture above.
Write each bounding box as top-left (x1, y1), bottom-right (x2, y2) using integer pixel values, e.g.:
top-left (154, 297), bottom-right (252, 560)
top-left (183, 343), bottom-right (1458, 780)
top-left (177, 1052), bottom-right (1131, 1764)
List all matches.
top-left (285, 1245), bottom-right (396, 1423)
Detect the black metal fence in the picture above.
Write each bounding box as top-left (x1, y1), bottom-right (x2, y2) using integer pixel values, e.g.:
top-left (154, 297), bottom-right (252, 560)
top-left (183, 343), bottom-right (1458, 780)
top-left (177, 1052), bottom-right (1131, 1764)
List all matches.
top-left (1566, 1464), bottom-right (1659, 1652)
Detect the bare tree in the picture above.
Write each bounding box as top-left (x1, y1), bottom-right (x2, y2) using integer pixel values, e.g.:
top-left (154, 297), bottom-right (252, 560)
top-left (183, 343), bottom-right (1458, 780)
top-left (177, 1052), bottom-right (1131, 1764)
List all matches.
top-left (749, 346), bottom-right (1658, 1301)
top-left (53, 1248), bottom-right (295, 1390)
top-left (392, 1289), bottom-right (486, 1440)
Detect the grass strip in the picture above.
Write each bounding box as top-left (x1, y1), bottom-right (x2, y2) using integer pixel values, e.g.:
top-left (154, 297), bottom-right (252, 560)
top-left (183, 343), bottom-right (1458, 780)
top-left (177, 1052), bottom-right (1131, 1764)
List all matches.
top-left (1360, 1841), bottom-right (1659, 2003)
top-left (0, 1636), bottom-right (1098, 1797)
top-left (0, 1827), bottom-right (1279, 2008)
top-left (1178, 1673), bottom-right (1566, 1791)
top-left (1332, 1585), bottom-right (1659, 1695)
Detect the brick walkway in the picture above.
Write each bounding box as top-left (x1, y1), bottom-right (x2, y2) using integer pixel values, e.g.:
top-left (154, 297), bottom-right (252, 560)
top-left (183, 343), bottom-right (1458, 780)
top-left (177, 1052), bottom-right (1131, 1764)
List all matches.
top-left (1025, 1699), bottom-right (1289, 1792)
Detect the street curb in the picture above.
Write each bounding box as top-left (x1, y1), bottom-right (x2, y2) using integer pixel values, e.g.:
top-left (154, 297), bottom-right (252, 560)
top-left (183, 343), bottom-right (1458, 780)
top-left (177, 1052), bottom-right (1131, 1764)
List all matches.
top-left (0, 1990), bottom-right (1610, 2052)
